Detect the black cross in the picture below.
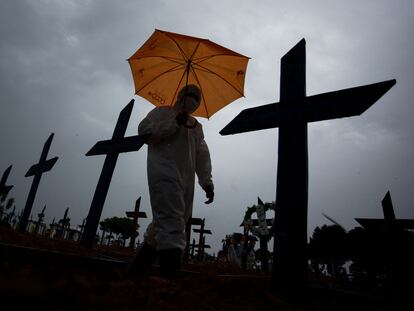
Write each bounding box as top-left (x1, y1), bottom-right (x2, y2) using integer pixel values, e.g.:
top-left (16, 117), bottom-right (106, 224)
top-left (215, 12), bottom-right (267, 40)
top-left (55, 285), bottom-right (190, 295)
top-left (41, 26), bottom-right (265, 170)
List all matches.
top-left (58, 207), bottom-right (70, 238)
top-left (193, 236), bottom-right (211, 261)
top-left (0, 165), bottom-right (13, 197)
top-left (220, 39), bottom-right (396, 295)
top-left (355, 191), bottom-right (414, 230)
top-left (184, 217), bottom-right (203, 263)
top-left (193, 218), bottom-right (212, 261)
top-left (77, 218), bottom-right (86, 242)
top-left (19, 133), bottom-right (58, 233)
top-left (80, 100), bottom-right (150, 248)
top-left (33, 205), bottom-right (46, 235)
top-left (125, 196), bottom-right (147, 249)
top-left (189, 238), bottom-right (197, 259)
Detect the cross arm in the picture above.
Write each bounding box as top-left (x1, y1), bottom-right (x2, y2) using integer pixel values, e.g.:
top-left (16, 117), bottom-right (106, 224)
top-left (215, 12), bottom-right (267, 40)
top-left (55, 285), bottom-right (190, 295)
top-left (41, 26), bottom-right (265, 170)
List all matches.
top-left (187, 218), bottom-right (203, 226)
top-left (240, 219), bottom-right (273, 226)
top-left (126, 211), bottom-right (147, 218)
top-left (25, 157), bottom-right (59, 177)
top-left (355, 218), bottom-right (414, 230)
top-left (85, 134), bottom-right (150, 156)
top-left (194, 245), bottom-right (211, 249)
top-left (303, 79), bottom-right (396, 123)
top-left (220, 79), bottom-right (396, 135)
top-left (193, 229), bottom-right (212, 234)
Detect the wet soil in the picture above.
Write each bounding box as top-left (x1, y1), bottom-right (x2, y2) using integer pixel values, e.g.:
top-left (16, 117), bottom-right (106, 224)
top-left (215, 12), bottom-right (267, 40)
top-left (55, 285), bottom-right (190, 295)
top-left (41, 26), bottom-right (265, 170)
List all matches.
top-left (0, 227), bottom-right (398, 310)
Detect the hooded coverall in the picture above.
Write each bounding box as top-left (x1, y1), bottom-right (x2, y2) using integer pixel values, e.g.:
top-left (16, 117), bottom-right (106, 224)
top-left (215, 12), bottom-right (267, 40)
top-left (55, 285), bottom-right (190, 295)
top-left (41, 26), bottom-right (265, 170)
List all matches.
top-left (138, 88), bottom-right (213, 251)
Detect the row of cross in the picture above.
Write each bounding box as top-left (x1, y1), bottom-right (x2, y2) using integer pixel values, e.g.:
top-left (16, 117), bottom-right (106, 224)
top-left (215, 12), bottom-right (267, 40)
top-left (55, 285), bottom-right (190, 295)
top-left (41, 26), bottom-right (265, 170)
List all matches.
top-left (0, 100), bottom-right (148, 248)
top-left (2, 162), bottom-right (213, 257)
top-left (1, 38), bottom-right (396, 295)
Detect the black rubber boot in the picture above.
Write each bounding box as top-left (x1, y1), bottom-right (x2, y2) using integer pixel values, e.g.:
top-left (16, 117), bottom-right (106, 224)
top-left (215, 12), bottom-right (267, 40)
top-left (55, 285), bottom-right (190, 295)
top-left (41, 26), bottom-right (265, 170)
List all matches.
top-left (158, 248), bottom-right (182, 278)
top-left (126, 242), bottom-right (157, 278)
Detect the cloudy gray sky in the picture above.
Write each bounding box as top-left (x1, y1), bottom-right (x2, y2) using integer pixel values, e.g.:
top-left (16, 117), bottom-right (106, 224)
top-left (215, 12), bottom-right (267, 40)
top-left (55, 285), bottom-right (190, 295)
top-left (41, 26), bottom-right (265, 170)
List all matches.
top-left (1, 0), bottom-right (413, 254)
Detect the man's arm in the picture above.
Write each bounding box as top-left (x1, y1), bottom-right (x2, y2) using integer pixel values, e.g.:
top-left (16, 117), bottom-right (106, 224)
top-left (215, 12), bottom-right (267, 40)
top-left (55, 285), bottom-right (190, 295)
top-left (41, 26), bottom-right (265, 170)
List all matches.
top-left (138, 108), bottom-right (179, 145)
top-left (196, 136), bottom-right (214, 204)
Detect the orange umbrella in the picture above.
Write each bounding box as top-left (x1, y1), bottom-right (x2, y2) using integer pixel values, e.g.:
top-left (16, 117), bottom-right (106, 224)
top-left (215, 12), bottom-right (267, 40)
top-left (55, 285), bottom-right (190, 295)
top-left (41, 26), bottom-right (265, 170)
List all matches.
top-left (127, 29), bottom-right (250, 118)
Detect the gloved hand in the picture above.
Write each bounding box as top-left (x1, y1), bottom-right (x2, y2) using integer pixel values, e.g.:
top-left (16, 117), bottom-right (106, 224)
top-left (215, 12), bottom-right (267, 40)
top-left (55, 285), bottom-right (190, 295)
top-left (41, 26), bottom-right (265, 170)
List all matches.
top-left (203, 185), bottom-right (214, 204)
top-left (176, 112), bottom-right (188, 125)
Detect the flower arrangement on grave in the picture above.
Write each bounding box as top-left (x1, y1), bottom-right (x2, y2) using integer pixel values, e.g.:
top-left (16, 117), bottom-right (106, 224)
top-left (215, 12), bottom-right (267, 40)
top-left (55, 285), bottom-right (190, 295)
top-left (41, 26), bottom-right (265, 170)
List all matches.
top-left (243, 200), bottom-right (275, 242)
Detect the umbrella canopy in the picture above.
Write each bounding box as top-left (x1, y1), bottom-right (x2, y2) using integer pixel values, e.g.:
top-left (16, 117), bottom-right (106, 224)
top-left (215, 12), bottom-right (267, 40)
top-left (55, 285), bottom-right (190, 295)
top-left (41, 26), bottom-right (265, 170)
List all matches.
top-left (128, 29), bottom-right (250, 118)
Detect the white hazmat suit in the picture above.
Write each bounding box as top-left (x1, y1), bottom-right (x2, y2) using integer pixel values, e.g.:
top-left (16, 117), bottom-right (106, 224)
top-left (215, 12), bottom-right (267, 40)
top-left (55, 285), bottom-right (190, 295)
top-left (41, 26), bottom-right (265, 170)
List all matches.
top-left (138, 85), bottom-right (214, 251)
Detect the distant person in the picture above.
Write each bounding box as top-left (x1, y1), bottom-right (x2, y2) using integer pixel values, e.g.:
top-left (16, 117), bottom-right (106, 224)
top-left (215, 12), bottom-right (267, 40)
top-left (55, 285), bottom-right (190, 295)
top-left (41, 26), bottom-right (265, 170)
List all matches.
top-left (128, 84), bottom-right (214, 278)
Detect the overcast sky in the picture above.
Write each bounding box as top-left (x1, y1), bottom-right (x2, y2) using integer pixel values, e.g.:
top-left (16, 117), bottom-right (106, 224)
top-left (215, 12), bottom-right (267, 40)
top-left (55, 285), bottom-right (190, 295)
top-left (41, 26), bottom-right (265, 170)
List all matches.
top-left (1, 0), bottom-right (413, 254)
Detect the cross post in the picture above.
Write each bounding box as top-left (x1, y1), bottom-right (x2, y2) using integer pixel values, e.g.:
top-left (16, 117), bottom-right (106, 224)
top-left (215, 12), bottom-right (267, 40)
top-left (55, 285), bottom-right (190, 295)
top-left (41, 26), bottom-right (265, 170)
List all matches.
top-left (193, 218), bottom-right (212, 261)
top-left (77, 218), bottom-right (86, 242)
top-left (80, 100), bottom-right (150, 248)
top-left (58, 207), bottom-right (70, 238)
top-left (125, 196), bottom-right (147, 249)
top-left (190, 238), bottom-right (196, 259)
top-left (0, 165), bottom-right (13, 197)
top-left (184, 217), bottom-right (203, 263)
top-left (220, 39), bottom-right (396, 295)
top-left (34, 205), bottom-right (46, 235)
top-left (19, 133), bottom-right (58, 233)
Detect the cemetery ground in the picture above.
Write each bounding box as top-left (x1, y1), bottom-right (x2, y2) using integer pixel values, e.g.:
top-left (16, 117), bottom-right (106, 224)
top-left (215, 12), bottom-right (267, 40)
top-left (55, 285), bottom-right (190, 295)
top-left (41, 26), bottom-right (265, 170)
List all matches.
top-left (0, 226), bottom-right (405, 311)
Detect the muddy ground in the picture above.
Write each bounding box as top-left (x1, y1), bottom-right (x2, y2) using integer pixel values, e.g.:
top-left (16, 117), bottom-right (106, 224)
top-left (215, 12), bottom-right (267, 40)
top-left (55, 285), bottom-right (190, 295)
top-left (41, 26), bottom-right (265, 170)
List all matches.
top-left (0, 227), bottom-right (403, 310)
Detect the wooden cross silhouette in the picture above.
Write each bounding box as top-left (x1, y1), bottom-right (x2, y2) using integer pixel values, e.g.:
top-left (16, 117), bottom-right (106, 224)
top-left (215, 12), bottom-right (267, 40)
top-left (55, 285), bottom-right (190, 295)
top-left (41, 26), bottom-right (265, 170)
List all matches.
top-left (34, 205), bottom-right (46, 235)
top-left (221, 39), bottom-right (396, 295)
top-left (194, 236), bottom-right (211, 261)
top-left (125, 196), bottom-right (147, 249)
top-left (355, 191), bottom-right (414, 230)
top-left (58, 207), bottom-right (70, 238)
top-left (184, 217), bottom-right (203, 263)
top-left (189, 238), bottom-right (197, 259)
top-left (19, 133), bottom-right (58, 233)
top-left (193, 218), bottom-right (212, 261)
top-left (0, 165), bottom-right (13, 197)
top-left (77, 218), bottom-right (86, 242)
top-left (81, 100), bottom-right (150, 248)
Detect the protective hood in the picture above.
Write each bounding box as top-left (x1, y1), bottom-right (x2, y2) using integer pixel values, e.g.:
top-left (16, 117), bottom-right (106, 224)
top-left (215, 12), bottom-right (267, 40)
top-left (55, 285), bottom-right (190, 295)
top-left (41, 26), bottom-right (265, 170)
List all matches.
top-left (174, 84), bottom-right (201, 114)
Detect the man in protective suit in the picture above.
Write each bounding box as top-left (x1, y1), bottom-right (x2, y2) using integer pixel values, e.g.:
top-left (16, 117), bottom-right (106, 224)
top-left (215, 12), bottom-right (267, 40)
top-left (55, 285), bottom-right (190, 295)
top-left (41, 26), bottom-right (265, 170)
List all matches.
top-left (129, 84), bottom-right (214, 278)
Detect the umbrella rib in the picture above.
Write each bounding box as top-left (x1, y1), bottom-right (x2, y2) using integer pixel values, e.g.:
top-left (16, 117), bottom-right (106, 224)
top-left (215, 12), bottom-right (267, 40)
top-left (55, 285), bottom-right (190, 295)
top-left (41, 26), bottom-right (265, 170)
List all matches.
top-left (189, 41), bottom-right (202, 61)
top-left (192, 63), bottom-right (245, 97)
top-left (135, 64), bottom-right (185, 94)
top-left (131, 55), bottom-right (185, 65)
top-left (193, 54), bottom-right (248, 64)
top-left (164, 32), bottom-right (189, 63)
top-left (170, 68), bottom-right (188, 107)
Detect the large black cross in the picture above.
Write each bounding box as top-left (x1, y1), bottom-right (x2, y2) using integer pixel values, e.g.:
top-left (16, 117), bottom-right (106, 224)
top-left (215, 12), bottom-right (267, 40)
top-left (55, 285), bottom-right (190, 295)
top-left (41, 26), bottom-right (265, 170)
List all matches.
top-left (0, 165), bottom-right (14, 197)
top-left (80, 100), bottom-right (150, 248)
top-left (125, 196), bottom-right (147, 249)
top-left (19, 133), bottom-right (58, 233)
top-left (355, 191), bottom-right (414, 230)
top-left (220, 39), bottom-right (396, 295)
